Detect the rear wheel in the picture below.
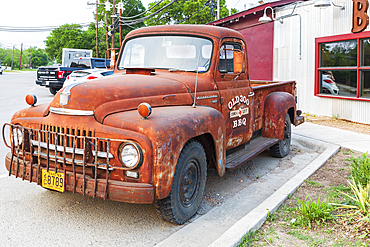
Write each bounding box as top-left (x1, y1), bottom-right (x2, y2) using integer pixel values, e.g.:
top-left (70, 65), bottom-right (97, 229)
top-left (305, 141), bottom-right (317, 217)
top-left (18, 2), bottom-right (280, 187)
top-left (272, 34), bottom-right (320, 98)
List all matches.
top-left (49, 87), bottom-right (58, 95)
top-left (270, 113), bottom-right (291, 158)
top-left (154, 140), bottom-right (207, 224)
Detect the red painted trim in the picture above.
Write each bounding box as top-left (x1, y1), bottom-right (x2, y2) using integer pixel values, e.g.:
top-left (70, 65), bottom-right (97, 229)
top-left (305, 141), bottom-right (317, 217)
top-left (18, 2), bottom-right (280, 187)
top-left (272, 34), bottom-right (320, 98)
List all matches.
top-left (318, 67), bottom-right (357, 70)
top-left (357, 38), bottom-right (361, 98)
top-left (315, 30), bottom-right (370, 42)
top-left (315, 31), bottom-right (370, 101)
top-left (314, 40), bottom-right (319, 95)
top-left (316, 94), bottom-right (370, 102)
top-left (208, 0), bottom-right (306, 26)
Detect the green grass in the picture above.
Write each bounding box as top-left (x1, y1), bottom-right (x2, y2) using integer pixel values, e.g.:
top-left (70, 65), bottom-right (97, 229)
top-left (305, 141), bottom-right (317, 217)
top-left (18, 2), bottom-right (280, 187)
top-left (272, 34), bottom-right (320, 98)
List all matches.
top-left (293, 195), bottom-right (334, 228)
top-left (237, 230), bottom-right (258, 247)
top-left (305, 179), bottom-right (324, 188)
top-left (324, 184), bottom-right (351, 201)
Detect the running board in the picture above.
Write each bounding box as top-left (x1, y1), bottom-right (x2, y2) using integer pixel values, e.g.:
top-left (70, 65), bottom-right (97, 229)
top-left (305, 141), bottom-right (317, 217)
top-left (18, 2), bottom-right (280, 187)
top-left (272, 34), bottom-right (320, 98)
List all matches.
top-left (226, 137), bottom-right (279, 171)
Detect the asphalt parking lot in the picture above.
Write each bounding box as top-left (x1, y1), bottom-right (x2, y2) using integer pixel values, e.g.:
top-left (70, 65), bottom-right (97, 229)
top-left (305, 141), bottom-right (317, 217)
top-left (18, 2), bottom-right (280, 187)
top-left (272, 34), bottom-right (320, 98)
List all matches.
top-left (0, 71), bottom-right (321, 246)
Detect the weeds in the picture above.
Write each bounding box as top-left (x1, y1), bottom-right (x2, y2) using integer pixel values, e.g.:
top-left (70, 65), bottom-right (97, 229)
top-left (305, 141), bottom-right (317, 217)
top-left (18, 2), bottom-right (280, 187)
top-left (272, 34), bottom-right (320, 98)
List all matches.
top-left (237, 230), bottom-right (258, 247)
top-left (349, 152), bottom-right (370, 187)
top-left (266, 210), bottom-right (277, 222)
top-left (294, 195), bottom-right (334, 228)
top-left (305, 179), bottom-right (324, 188)
top-left (332, 180), bottom-right (370, 218)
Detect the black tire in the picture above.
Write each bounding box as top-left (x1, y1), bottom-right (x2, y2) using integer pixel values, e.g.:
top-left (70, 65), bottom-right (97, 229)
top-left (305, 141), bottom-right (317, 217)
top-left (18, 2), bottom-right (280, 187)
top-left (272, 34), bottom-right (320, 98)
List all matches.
top-left (154, 140), bottom-right (207, 225)
top-left (49, 87), bottom-right (58, 95)
top-left (270, 113), bottom-right (292, 158)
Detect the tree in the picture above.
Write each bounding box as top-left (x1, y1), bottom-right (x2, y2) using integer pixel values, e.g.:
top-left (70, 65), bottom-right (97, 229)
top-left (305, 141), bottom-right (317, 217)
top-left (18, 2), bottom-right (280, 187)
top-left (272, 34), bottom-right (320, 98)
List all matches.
top-left (97, 0), bottom-right (146, 49)
top-left (45, 24), bottom-right (88, 63)
top-left (30, 48), bottom-right (49, 67)
top-left (44, 0), bottom-right (146, 62)
top-left (145, 0), bottom-right (237, 26)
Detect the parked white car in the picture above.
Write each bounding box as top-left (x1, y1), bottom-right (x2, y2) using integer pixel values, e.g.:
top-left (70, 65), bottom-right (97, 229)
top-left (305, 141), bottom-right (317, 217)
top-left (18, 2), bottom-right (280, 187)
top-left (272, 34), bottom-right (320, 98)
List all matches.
top-left (322, 74), bottom-right (339, 95)
top-left (63, 68), bottom-right (113, 87)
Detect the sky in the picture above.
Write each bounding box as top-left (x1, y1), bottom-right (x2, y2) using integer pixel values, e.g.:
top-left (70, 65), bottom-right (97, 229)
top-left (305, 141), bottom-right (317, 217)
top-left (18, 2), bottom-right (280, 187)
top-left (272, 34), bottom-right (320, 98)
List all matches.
top-left (0, 0), bottom-right (258, 50)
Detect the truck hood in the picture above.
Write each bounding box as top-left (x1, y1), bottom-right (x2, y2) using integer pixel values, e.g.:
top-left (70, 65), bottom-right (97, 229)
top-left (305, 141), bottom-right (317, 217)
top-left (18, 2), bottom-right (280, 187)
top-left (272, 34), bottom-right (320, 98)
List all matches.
top-left (49, 73), bottom-right (194, 121)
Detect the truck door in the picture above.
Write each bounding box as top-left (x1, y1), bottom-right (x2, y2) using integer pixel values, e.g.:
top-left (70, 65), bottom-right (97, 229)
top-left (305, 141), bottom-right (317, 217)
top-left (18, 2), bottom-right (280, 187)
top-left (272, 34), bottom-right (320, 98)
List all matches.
top-left (215, 40), bottom-right (254, 149)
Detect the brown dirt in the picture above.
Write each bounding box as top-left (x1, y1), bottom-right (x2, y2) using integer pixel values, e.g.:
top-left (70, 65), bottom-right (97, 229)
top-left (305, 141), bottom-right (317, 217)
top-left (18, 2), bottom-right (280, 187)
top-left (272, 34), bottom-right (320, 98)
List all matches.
top-left (248, 116), bottom-right (370, 246)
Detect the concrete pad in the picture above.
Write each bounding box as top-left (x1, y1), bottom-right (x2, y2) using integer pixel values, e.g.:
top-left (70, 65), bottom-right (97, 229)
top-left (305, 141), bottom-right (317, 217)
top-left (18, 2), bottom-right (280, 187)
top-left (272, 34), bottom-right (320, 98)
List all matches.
top-left (293, 122), bottom-right (370, 153)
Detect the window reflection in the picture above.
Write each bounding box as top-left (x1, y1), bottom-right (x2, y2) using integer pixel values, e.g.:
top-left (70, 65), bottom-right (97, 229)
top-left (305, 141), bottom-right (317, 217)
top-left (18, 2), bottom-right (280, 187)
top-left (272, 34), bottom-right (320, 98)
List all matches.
top-left (320, 40), bottom-right (357, 67)
top-left (361, 39), bottom-right (370, 66)
top-left (320, 70), bottom-right (357, 96)
top-left (361, 71), bottom-right (370, 98)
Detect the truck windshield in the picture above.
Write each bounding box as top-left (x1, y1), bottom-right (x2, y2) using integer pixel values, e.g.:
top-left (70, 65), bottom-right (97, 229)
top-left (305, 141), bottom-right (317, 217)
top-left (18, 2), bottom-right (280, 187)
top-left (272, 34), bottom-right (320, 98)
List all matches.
top-left (70, 59), bottom-right (91, 69)
top-left (118, 36), bottom-right (213, 72)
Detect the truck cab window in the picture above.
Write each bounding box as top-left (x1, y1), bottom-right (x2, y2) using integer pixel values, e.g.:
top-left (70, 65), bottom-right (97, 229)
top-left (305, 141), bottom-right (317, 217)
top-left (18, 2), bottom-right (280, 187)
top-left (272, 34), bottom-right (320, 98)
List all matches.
top-left (219, 43), bottom-right (242, 73)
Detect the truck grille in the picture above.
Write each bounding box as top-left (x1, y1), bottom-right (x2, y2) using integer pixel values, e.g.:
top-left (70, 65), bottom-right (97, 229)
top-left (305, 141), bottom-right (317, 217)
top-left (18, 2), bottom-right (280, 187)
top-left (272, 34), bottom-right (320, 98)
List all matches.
top-left (3, 123), bottom-right (125, 199)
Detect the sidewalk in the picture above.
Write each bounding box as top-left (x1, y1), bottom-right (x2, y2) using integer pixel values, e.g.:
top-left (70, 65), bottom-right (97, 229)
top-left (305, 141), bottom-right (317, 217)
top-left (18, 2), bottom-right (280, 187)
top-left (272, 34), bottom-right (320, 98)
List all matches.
top-left (292, 122), bottom-right (370, 154)
top-left (156, 122), bottom-right (370, 247)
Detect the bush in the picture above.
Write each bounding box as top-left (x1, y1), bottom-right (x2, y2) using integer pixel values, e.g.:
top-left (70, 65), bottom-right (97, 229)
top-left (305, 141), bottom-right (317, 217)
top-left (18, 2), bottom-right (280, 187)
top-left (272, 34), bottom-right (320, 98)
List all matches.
top-left (349, 152), bottom-right (370, 188)
top-left (295, 195), bottom-right (334, 228)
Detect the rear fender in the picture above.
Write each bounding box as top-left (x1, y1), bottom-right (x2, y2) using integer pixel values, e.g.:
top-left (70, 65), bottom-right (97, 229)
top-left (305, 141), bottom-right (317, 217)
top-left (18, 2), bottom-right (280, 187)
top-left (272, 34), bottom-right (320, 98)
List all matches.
top-left (263, 92), bottom-right (296, 140)
top-left (103, 106), bottom-right (226, 200)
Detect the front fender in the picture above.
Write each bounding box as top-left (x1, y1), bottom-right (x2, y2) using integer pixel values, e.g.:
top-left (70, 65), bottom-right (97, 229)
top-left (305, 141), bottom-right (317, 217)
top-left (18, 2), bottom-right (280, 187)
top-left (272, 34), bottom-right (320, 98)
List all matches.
top-left (263, 92), bottom-right (296, 140)
top-left (103, 106), bottom-right (226, 200)
top-left (11, 103), bottom-right (50, 122)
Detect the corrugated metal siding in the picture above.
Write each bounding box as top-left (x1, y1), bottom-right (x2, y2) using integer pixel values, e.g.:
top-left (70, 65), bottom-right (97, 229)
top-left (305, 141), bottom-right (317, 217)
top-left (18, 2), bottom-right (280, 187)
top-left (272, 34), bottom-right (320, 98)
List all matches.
top-left (273, 0), bottom-right (370, 124)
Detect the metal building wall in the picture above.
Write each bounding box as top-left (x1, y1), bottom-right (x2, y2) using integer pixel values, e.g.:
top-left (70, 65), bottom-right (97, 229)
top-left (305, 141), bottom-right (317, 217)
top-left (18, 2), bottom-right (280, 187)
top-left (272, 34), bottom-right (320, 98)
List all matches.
top-left (273, 0), bottom-right (370, 124)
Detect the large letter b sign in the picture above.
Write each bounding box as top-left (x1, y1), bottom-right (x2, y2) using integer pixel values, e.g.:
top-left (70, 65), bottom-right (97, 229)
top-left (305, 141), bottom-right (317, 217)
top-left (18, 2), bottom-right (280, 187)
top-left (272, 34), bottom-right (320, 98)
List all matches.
top-left (352, 0), bottom-right (369, 33)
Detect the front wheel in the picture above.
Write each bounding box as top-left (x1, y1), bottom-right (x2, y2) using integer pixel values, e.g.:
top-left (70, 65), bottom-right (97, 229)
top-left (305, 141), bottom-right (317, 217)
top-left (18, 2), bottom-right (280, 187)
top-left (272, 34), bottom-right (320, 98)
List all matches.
top-left (154, 140), bottom-right (207, 224)
top-left (270, 113), bottom-right (292, 158)
top-left (49, 87), bottom-right (58, 95)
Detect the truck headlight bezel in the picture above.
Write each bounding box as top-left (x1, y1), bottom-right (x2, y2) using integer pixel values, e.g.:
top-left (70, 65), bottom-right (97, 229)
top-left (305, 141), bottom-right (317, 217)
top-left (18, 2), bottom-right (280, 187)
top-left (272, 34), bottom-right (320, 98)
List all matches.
top-left (118, 142), bottom-right (143, 170)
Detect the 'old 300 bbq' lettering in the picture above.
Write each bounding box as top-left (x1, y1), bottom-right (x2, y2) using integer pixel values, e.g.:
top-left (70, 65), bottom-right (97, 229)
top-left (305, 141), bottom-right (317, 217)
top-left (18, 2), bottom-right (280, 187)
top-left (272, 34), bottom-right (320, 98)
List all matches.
top-left (228, 95), bottom-right (249, 110)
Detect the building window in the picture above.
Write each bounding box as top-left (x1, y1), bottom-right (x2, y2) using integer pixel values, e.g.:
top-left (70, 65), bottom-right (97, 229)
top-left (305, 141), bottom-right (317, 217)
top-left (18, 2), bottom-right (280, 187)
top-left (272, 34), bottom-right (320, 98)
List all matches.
top-left (315, 32), bottom-right (370, 101)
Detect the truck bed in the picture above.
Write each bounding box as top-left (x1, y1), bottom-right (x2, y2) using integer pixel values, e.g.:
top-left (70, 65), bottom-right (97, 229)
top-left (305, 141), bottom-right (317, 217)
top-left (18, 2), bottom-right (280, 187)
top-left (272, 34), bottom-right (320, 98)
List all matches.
top-left (250, 80), bottom-right (295, 90)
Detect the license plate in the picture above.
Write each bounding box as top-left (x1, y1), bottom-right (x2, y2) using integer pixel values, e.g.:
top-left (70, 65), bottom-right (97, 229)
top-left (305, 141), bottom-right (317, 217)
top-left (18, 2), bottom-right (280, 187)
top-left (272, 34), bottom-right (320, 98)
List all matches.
top-left (42, 170), bottom-right (65, 192)
top-left (45, 81), bottom-right (49, 86)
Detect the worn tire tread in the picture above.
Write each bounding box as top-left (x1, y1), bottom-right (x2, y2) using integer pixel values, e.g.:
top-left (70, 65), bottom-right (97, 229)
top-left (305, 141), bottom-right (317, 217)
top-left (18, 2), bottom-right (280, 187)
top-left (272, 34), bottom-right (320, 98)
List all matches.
top-left (154, 140), bottom-right (207, 224)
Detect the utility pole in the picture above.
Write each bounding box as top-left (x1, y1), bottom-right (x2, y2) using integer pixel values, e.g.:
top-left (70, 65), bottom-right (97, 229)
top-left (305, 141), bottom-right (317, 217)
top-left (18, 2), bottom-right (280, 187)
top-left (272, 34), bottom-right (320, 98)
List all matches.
top-left (29, 47), bottom-right (32, 69)
top-left (217, 0), bottom-right (220, 20)
top-left (95, 0), bottom-right (99, 57)
top-left (11, 45), bottom-right (15, 69)
top-left (19, 43), bottom-right (23, 70)
top-left (111, 0), bottom-right (116, 50)
top-left (119, 6), bottom-right (122, 45)
top-left (110, 0), bottom-right (116, 69)
top-left (105, 13), bottom-right (109, 58)
top-left (88, 1), bottom-right (101, 58)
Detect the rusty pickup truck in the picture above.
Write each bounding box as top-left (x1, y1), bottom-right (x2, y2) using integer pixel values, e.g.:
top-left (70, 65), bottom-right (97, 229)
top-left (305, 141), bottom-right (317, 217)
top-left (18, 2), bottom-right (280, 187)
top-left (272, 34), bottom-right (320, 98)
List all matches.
top-left (2, 25), bottom-right (304, 224)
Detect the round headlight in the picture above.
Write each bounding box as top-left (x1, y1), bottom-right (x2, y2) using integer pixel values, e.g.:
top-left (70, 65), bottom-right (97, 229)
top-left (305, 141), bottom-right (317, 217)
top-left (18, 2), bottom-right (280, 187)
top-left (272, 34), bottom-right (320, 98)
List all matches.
top-left (11, 127), bottom-right (23, 147)
top-left (119, 143), bottom-right (142, 169)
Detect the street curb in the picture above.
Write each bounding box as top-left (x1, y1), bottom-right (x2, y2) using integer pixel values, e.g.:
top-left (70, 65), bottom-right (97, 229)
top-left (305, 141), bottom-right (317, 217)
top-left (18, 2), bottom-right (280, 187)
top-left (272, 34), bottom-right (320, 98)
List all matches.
top-left (208, 134), bottom-right (340, 247)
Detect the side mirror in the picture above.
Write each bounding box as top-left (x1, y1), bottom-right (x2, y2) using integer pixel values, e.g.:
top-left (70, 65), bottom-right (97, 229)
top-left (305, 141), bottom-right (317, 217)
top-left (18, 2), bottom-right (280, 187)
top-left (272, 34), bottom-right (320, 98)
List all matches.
top-left (233, 50), bottom-right (243, 74)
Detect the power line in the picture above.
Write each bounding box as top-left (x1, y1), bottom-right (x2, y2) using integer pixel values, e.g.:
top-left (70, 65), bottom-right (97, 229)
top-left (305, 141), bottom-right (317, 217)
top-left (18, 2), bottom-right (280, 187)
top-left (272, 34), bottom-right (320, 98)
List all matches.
top-left (0, 23), bottom-right (92, 32)
top-left (119, 0), bottom-right (178, 26)
top-left (176, 0), bottom-right (210, 24)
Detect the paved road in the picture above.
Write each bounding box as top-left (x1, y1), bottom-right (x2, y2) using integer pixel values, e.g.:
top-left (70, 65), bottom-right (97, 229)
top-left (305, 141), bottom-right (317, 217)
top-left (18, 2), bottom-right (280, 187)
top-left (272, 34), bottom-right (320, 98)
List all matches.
top-left (0, 71), bottom-right (319, 246)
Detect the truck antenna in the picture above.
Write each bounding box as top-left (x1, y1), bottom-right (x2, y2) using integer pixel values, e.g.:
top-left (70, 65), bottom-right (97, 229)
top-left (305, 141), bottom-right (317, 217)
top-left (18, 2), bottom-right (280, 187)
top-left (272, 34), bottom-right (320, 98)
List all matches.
top-left (192, 52), bottom-right (201, 108)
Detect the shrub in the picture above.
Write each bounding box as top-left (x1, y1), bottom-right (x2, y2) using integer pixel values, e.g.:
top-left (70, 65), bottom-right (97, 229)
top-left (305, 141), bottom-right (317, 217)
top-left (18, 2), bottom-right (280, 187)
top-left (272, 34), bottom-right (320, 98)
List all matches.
top-left (295, 195), bottom-right (334, 228)
top-left (349, 152), bottom-right (370, 188)
top-left (332, 179), bottom-right (370, 218)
